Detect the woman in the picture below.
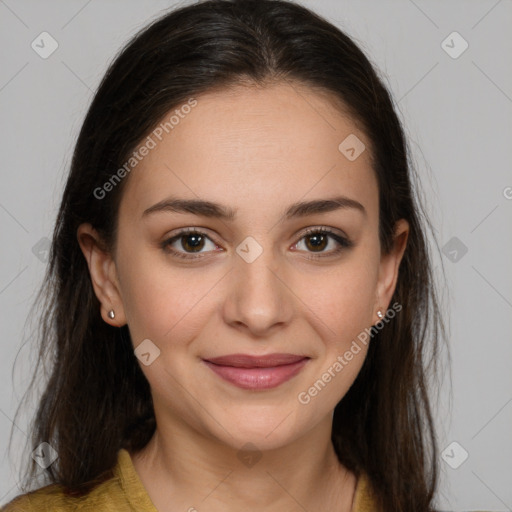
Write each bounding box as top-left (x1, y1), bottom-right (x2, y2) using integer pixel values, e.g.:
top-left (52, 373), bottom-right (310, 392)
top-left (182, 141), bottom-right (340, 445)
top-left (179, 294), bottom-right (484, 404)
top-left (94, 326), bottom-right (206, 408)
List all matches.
top-left (4, 0), bottom-right (448, 510)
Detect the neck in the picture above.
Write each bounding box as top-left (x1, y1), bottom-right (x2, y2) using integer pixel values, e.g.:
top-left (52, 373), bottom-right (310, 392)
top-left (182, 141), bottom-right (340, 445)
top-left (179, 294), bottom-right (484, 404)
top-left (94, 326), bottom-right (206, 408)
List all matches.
top-left (130, 413), bottom-right (357, 512)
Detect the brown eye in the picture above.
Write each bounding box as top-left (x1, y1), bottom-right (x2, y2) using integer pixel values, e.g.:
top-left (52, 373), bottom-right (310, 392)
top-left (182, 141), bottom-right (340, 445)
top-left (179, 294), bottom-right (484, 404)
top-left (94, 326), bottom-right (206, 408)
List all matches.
top-left (304, 232), bottom-right (329, 252)
top-left (293, 227), bottom-right (353, 259)
top-left (180, 232), bottom-right (206, 252)
top-left (161, 229), bottom-right (219, 259)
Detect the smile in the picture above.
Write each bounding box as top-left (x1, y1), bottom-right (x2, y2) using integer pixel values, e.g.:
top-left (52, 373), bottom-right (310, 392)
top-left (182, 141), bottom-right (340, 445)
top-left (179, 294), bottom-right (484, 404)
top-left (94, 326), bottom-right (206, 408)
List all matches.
top-left (202, 353), bottom-right (310, 390)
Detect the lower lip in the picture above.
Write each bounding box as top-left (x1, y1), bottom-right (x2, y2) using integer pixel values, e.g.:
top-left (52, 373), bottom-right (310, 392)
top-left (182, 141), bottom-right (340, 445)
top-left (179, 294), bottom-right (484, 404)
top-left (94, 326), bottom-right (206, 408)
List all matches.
top-left (203, 358), bottom-right (309, 390)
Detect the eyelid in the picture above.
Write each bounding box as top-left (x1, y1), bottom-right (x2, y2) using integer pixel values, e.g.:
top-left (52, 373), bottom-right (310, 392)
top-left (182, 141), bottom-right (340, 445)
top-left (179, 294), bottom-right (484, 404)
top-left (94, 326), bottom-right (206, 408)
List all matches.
top-left (160, 227), bottom-right (221, 259)
top-left (298, 225), bottom-right (349, 240)
top-left (291, 226), bottom-right (353, 259)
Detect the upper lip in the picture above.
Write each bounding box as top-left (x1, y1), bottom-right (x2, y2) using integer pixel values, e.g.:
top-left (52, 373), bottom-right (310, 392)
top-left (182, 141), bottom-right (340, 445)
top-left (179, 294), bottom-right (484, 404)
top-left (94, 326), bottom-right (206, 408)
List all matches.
top-left (203, 353), bottom-right (308, 368)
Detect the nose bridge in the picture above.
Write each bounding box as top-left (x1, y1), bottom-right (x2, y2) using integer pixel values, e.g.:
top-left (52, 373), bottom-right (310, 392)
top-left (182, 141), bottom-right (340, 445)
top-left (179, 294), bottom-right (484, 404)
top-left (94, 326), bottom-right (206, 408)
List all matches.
top-left (225, 236), bottom-right (293, 333)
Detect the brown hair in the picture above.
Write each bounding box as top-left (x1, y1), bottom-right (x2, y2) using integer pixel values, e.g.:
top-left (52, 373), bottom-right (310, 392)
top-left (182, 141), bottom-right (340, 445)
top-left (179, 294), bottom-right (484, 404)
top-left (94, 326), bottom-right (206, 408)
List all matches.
top-left (10, 1), bottom-right (448, 510)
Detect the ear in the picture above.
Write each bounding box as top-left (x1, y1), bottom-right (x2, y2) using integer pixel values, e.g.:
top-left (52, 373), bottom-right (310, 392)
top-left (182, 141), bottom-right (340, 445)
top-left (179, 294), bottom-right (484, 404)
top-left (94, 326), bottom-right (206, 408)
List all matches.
top-left (374, 218), bottom-right (409, 322)
top-left (76, 223), bottom-right (127, 327)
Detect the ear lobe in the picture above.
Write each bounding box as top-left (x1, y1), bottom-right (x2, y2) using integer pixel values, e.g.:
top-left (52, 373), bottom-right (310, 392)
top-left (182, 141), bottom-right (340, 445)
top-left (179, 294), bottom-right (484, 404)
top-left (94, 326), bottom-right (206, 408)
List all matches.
top-left (76, 223), bottom-right (127, 327)
top-left (375, 219), bottom-right (409, 316)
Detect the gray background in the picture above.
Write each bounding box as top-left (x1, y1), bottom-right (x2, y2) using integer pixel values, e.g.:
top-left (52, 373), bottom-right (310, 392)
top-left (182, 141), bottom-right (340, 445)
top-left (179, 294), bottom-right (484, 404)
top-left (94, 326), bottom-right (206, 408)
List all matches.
top-left (1, 0), bottom-right (511, 510)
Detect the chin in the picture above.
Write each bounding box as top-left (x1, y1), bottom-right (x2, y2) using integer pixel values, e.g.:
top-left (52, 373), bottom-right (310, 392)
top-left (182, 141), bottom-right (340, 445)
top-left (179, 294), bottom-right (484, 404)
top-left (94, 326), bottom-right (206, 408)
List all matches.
top-left (203, 406), bottom-right (311, 452)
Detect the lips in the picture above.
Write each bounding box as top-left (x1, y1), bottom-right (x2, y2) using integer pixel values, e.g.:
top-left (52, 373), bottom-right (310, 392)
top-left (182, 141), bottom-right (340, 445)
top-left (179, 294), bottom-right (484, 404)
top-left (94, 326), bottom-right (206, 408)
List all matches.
top-left (202, 353), bottom-right (310, 390)
top-left (204, 353), bottom-right (307, 368)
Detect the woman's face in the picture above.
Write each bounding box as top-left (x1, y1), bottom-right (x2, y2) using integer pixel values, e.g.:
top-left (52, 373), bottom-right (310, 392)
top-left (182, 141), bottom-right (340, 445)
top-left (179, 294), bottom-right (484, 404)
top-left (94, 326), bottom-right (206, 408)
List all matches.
top-left (80, 81), bottom-right (407, 451)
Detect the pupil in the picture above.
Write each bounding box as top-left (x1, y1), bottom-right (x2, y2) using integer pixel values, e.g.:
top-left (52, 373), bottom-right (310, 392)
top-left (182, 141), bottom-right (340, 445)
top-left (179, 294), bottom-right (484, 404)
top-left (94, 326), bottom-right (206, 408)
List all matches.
top-left (183, 234), bottom-right (204, 251)
top-left (307, 234), bottom-right (326, 251)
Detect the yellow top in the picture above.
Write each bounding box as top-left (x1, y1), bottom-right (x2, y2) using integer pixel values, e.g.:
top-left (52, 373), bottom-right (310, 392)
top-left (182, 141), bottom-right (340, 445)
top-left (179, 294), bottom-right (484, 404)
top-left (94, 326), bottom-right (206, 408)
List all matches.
top-left (2, 449), bottom-right (376, 511)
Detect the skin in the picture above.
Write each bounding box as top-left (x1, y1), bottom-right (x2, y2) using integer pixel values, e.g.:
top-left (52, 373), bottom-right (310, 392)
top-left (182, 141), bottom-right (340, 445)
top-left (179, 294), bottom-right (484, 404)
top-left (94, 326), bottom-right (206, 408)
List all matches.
top-left (78, 81), bottom-right (408, 512)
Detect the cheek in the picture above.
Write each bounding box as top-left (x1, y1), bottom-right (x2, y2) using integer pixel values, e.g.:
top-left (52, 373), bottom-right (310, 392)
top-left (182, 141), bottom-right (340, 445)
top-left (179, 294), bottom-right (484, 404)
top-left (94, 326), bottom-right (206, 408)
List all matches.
top-left (293, 263), bottom-right (376, 409)
top-left (299, 256), bottom-right (379, 338)
top-left (117, 247), bottom-right (216, 344)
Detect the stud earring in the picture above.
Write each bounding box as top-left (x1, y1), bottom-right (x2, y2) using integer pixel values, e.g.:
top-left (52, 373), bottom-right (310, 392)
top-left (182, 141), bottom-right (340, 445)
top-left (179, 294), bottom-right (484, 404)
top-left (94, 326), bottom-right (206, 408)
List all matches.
top-left (108, 309), bottom-right (115, 319)
top-left (377, 310), bottom-right (384, 319)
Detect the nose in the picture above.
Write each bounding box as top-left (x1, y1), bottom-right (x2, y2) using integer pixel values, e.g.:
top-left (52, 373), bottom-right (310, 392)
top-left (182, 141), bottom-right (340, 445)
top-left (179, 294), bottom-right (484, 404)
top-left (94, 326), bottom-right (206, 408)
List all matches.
top-left (222, 244), bottom-right (294, 337)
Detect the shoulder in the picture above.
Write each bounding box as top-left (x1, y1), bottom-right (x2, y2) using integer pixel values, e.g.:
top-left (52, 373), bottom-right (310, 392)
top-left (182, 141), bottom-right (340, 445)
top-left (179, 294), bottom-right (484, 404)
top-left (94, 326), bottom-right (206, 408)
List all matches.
top-left (1, 478), bottom-right (129, 512)
top-left (352, 471), bottom-right (376, 512)
top-left (1, 449), bottom-right (156, 512)
top-left (2, 483), bottom-right (72, 511)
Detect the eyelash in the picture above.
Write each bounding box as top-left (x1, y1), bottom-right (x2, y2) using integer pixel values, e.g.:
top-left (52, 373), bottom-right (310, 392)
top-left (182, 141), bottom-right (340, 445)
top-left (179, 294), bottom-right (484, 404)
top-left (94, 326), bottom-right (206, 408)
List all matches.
top-left (161, 226), bottom-right (353, 261)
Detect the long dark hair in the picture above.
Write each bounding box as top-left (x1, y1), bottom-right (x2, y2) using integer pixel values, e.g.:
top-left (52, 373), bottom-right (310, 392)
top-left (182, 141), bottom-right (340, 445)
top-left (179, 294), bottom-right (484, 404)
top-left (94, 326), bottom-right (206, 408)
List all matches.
top-left (10, 1), bottom-right (448, 510)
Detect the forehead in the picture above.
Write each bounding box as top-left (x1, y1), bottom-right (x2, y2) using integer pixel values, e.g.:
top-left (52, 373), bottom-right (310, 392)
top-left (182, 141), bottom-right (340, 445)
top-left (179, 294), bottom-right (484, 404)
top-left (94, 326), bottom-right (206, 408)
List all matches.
top-left (119, 81), bottom-right (377, 221)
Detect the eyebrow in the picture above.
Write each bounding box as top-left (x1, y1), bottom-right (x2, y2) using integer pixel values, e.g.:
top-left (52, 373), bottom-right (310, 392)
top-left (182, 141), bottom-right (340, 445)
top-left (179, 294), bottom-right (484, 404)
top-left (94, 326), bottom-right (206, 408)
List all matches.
top-left (142, 195), bottom-right (366, 220)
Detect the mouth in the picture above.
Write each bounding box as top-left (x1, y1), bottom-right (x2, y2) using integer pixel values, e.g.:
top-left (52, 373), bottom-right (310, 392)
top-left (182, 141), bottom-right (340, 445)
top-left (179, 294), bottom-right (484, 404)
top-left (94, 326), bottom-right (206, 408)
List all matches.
top-left (202, 353), bottom-right (310, 390)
